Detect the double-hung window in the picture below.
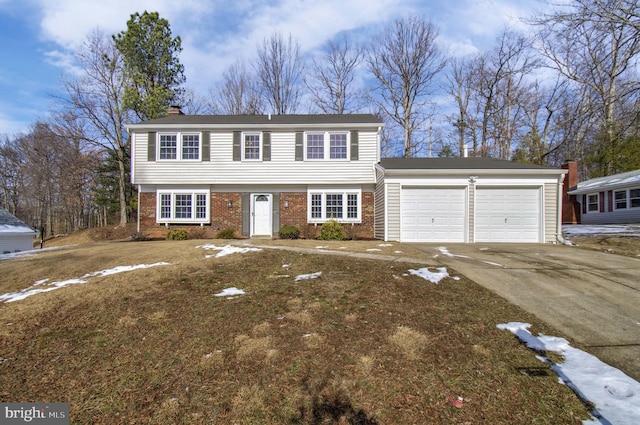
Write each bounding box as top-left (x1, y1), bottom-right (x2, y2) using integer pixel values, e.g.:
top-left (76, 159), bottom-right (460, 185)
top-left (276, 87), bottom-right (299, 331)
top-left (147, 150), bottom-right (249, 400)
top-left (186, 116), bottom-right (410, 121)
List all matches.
top-left (615, 190), bottom-right (628, 210)
top-left (305, 132), bottom-right (348, 160)
top-left (630, 188), bottom-right (640, 208)
top-left (308, 190), bottom-right (361, 222)
top-left (587, 194), bottom-right (599, 212)
top-left (157, 190), bottom-right (209, 223)
top-left (243, 133), bottom-right (261, 160)
top-left (158, 133), bottom-right (201, 161)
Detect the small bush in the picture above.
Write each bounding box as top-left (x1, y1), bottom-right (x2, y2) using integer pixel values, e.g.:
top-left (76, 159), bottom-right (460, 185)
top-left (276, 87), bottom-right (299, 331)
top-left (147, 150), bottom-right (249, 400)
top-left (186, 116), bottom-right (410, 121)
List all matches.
top-left (166, 229), bottom-right (188, 240)
top-left (217, 228), bottom-right (236, 239)
top-left (318, 219), bottom-right (344, 241)
top-left (279, 225), bottom-right (300, 239)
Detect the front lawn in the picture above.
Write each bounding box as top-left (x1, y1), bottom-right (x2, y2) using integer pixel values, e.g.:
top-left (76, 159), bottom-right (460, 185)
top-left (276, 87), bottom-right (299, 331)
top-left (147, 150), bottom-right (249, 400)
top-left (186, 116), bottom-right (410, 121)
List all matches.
top-left (0, 240), bottom-right (590, 424)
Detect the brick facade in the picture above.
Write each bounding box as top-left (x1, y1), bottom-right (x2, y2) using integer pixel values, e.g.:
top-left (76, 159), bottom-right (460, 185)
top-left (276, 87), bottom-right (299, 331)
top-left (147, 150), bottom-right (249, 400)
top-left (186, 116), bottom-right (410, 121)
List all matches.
top-left (139, 191), bottom-right (375, 240)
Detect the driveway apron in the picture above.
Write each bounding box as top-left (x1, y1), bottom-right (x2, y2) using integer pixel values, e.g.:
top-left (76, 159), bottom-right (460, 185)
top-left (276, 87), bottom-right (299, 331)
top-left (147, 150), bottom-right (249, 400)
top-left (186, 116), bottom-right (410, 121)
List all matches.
top-left (411, 243), bottom-right (640, 381)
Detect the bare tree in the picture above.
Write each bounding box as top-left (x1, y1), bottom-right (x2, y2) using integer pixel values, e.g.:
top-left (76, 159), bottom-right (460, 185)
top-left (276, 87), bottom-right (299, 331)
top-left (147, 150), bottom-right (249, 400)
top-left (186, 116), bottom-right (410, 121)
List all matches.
top-left (367, 16), bottom-right (446, 157)
top-left (254, 32), bottom-right (304, 115)
top-left (210, 60), bottom-right (263, 114)
top-left (305, 38), bottom-right (364, 114)
top-left (60, 29), bottom-right (132, 226)
top-left (446, 56), bottom-right (476, 156)
top-left (531, 0), bottom-right (640, 175)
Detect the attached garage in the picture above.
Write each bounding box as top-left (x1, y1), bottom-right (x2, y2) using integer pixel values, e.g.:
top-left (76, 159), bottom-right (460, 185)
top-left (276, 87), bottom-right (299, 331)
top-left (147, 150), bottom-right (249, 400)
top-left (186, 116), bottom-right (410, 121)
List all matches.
top-left (375, 158), bottom-right (566, 244)
top-left (475, 187), bottom-right (541, 242)
top-left (401, 188), bottom-right (466, 242)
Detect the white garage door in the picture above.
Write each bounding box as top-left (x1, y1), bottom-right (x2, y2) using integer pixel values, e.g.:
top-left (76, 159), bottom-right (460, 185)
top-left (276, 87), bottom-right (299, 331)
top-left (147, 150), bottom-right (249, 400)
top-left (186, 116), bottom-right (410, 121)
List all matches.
top-left (475, 187), bottom-right (541, 242)
top-left (401, 188), bottom-right (466, 242)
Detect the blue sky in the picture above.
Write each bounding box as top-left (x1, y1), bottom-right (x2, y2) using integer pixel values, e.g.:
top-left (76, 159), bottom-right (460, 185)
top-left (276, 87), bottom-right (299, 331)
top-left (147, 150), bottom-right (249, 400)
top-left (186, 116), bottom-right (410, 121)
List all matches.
top-left (0, 0), bottom-right (541, 137)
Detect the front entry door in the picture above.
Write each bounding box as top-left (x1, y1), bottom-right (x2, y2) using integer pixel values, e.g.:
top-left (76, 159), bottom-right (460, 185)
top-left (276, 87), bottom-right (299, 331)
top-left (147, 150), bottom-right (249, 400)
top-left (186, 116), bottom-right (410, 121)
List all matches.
top-left (252, 194), bottom-right (272, 236)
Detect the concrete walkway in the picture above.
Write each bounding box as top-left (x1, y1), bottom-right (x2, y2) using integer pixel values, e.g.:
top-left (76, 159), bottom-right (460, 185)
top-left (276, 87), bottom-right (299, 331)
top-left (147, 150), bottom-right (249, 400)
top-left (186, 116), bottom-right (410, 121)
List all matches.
top-left (410, 243), bottom-right (640, 382)
top-left (248, 241), bottom-right (640, 381)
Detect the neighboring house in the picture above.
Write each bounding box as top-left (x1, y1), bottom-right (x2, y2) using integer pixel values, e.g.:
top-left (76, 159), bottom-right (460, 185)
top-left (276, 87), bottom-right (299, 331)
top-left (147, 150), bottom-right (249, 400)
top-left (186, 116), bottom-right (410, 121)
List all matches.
top-left (128, 112), bottom-right (567, 243)
top-left (375, 158), bottom-right (566, 243)
top-left (568, 169), bottom-right (640, 225)
top-left (0, 208), bottom-right (36, 254)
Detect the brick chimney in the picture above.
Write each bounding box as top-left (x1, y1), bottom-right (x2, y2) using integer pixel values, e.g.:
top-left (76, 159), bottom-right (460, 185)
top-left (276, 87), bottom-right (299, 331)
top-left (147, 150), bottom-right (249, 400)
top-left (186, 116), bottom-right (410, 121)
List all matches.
top-left (561, 160), bottom-right (580, 224)
top-left (167, 105), bottom-right (184, 116)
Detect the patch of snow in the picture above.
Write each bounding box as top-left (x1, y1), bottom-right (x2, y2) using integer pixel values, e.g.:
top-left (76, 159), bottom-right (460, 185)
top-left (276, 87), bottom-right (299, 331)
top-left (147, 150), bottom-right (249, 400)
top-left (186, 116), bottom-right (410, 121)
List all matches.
top-left (437, 247), bottom-right (470, 258)
top-left (197, 244), bottom-right (262, 257)
top-left (498, 322), bottom-right (640, 425)
top-left (378, 243), bottom-right (393, 247)
top-left (214, 287), bottom-right (245, 297)
top-left (295, 271), bottom-right (322, 282)
top-left (408, 267), bottom-right (450, 284)
top-left (563, 225), bottom-right (640, 237)
top-left (366, 248), bottom-right (381, 252)
top-left (453, 276), bottom-right (461, 281)
top-left (315, 246), bottom-right (328, 249)
top-left (0, 262), bottom-right (169, 303)
top-left (482, 261), bottom-right (503, 267)
top-left (282, 264), bottom-right (291, 268)
top-left (394, 250), bottom-right (403, 254)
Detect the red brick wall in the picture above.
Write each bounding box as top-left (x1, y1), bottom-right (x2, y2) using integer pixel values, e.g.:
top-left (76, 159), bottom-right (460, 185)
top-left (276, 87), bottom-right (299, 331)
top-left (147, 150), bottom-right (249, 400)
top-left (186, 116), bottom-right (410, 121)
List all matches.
top-left (139, 191), bottom-right (376, 240)
top-left (561, 161), bottom-right (581, 224)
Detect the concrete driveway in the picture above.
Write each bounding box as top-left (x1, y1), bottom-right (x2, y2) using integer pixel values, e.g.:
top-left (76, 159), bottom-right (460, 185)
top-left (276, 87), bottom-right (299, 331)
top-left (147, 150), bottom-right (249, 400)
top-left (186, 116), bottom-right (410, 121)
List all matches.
top-left (411, 243), bottom-right (640, 381)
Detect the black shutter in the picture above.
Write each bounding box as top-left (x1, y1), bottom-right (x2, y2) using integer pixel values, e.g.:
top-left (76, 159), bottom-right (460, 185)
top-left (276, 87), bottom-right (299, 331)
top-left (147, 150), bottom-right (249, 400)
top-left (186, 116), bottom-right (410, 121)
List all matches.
top-left (263, 131), bottom-right (271, 161)
top-left (242, 193), bottom-right (250, 236)
top-left (350, 130), bottom-right (359, 161)
top-left (147, 132), bottom-right (156, 161)
top-left (295, 131), bottom-right (304, 161)
top-left (201, 131), bottom-right (210, 161)
top-left (233, 131), bottom-right (241, 161)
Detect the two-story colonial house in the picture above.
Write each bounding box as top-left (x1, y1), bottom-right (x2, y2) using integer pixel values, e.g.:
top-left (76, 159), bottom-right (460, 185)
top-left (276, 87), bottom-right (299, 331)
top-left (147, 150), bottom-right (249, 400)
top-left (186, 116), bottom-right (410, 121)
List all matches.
top-left (128, 111), bottom-right (568, 243)
top-left (128, 112), bottom-right (383, 239)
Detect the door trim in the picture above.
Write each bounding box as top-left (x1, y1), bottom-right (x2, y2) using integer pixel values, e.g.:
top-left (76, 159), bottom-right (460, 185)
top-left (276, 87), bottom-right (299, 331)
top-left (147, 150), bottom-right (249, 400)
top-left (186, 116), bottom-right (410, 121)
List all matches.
top-left (251, 193), bottom-right (272, 236)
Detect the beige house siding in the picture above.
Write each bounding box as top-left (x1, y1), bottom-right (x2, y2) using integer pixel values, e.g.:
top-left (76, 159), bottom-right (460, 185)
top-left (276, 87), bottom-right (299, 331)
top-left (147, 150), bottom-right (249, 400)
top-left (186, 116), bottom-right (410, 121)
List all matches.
top-left (385, 183), bottom-right (401, 241)
top-left (374, 167), bottom-right (386, 240)
top-left (544, 182), bottom-right (559, 243)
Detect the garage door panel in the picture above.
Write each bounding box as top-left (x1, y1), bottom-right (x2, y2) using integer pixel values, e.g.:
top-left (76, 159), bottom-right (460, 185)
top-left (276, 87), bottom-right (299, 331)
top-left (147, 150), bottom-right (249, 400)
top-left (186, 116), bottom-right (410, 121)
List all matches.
top-left (401, 188), bottom-right (466, 242)
top-left (475, 188), bottom-right (541, 243)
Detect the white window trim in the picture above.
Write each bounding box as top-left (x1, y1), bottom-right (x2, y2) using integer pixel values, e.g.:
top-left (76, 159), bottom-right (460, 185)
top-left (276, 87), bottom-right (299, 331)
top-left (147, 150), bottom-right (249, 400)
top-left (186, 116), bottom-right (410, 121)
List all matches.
top-left (242, 132), bottom-right (262, 161)
top-left (157, 132), bottom-right (202, 161)
top-left (156, 190), bottom-right (210, 223)
top-left (586, 193), bottom-right (599, 213)
top-left (304, 131), bottom-right (350, 161)
top-left (307, 188), bottom-right (361, 223)
top-left (614, 189), bottom-right (628, 210)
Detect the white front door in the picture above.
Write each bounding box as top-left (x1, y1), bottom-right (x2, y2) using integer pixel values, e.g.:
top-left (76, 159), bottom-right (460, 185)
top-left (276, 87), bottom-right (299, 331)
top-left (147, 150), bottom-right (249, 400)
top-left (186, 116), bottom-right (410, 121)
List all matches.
top-left (252, 194), bottom-right (272, 236)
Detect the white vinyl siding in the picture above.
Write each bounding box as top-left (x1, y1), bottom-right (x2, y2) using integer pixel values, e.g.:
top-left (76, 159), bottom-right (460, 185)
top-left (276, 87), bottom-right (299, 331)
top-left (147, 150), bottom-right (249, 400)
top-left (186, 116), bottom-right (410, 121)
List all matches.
top-left (132, 130), bottom-right (379, 185)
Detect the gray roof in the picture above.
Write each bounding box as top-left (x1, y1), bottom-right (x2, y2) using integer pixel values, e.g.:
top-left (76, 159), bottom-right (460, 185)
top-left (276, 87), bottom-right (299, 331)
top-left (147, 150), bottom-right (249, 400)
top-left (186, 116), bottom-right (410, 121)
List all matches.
top-left (128, 114), bottom-right (384, 129)
top-left (379, 157), bottom-right (563, 172)
top-left (569, 169), bottom-right (640, 194)
top-left (0, 208), bottom-right (35, 234)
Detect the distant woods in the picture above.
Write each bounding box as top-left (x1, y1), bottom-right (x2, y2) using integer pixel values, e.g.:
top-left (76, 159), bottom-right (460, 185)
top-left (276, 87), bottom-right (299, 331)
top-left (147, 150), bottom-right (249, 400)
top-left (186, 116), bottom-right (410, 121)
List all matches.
top-left (1, 1), bottom-right (639, 233)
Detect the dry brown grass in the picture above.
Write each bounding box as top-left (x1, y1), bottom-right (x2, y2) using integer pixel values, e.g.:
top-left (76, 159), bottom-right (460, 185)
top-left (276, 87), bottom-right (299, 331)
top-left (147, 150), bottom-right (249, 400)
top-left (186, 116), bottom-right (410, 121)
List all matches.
top-left (570, 235), bottom-right (640, 257)
top-left (0, 239), bottom-right (592, 424)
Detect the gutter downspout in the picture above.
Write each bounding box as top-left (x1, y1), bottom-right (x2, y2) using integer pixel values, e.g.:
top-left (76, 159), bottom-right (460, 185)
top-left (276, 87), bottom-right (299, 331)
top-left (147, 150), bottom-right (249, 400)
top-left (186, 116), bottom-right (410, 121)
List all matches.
top-left (556, 173), bottom-right (566, 244)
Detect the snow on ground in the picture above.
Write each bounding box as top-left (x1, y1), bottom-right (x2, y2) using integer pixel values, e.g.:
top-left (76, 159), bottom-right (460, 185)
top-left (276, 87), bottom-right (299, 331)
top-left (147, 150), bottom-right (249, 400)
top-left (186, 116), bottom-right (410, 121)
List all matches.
top-left (563, 224), bottom-right (640, 238)
top-left (294, 271), bottom-right (322, 282)
top-left (498, 322), bottom-right (640, 425)
top-left (408, 267), bottom-right (450, 284)
top-left (197, 244), bottom-right (262, 258)
top-left (214, 287), bottom-right (246, 297)
top-left (435, 246), bottom-right (470, 258)
top-left (0, 262), bottom-right (170, 303)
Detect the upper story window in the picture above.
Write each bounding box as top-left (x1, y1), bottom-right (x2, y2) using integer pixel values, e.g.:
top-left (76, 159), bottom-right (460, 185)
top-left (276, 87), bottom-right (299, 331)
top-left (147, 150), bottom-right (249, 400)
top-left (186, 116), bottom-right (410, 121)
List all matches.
top-left (243, 133), bottom-right (261, 160)
top-left (587, 194), bottom-right (599, 212)
top-left (158, 132), bottom-right (201, 161)
top-left (305, 132), bottom-right (349, 160)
